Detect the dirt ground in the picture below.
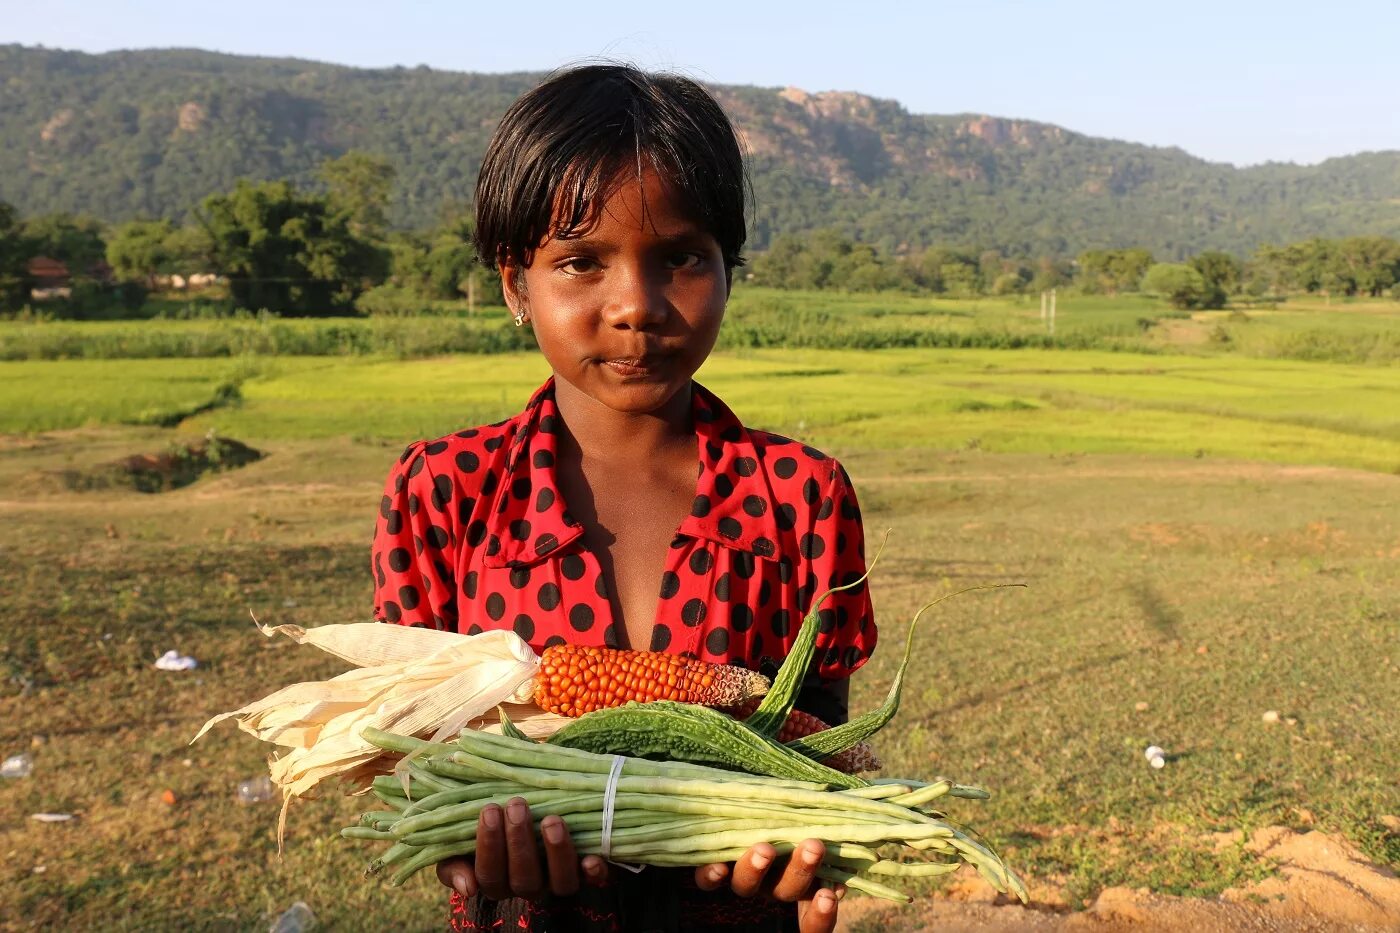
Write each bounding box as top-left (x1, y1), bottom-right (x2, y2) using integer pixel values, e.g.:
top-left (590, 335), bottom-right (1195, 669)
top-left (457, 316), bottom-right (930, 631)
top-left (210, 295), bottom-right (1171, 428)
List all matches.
top-left (838, 827), bottom-right (1400, 932)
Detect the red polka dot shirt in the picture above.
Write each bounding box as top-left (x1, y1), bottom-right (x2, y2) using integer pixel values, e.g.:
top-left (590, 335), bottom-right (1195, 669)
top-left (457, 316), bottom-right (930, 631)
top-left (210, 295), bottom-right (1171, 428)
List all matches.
top-left (372, 378), bottom-right (878, 683)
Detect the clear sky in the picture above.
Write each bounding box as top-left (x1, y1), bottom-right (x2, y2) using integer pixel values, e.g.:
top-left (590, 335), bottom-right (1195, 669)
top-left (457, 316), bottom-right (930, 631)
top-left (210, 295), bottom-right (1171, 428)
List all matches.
top-left (7, 0), bottom-right (1396, 166)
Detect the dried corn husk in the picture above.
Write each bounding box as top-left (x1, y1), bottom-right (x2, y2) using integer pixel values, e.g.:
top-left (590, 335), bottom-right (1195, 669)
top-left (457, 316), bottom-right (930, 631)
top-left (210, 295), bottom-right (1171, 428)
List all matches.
top-left (193, 622), bottom-right (569, 821)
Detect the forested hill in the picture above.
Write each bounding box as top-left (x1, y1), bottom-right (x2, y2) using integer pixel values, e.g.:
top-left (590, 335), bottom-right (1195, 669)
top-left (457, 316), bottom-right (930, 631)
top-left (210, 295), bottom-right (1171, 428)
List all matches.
top-left (5, 44), bottom-right (1400, 258)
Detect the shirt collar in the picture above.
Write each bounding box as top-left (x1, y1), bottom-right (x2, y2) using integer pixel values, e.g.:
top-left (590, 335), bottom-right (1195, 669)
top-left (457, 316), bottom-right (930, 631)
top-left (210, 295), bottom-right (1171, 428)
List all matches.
top-left (483, 378), bottom-right (782, 568)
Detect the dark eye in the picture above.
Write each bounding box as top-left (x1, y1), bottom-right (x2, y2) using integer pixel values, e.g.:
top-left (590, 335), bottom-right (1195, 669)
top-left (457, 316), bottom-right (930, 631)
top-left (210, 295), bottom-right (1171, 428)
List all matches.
top-left (665, 252), bottom-right (703, 270)
top-left (560, 257), bottom-right (601, 275)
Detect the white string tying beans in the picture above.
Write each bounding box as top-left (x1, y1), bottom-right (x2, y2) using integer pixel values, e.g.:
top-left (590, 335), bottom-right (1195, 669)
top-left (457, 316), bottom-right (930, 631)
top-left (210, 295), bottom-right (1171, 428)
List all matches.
top-left (599, 755), bottom-right (644, 873)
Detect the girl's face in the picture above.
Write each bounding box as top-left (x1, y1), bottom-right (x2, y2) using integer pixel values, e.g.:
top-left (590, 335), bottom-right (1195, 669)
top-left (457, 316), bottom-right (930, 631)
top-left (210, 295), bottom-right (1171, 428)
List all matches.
top-left (502, 167), bottom-right (729, 418)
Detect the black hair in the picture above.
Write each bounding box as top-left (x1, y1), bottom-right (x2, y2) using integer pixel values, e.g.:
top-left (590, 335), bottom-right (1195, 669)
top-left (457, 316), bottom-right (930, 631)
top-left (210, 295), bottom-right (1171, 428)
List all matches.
top-left (474, 64), bottom-right (748, 272)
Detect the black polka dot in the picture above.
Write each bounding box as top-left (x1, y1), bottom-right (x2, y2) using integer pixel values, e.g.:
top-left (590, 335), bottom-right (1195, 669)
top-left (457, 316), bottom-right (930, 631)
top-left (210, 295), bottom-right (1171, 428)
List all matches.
top-left (818, 608), bottom-right (837, 634)
top-left (455, 429), bottom-right (479, 439)
top-left (774, 457), bottom-right (798, 479)
top-left (511, 477), bottom-right (531, 501)
top-left (466, 623), bottom-right (484, 636)
top-left (480, 470), bottom-right (499, 495)
top-left (841, 497), bottom-right (860, 521)
top-left (659, 572), bottom-right (681, 599)
top-left (714, 474), bottom-right (734, 498)
top-left (770, 609), bottom-right (792, 637)
top-left (695, 405), bottom-right (716, 424)
top-left (752, 632), bottom-right (765, 657)
top-left (775, 503), bottom-right (797, 531)
top-left (535, 533), bottom-right (559, 555)
top-left (714, 572), bottom-right (732, 602)
top-left (569, 604), bottom-right (595, 632)
top-left (456, 451), bottom-right (480, 473)
top-left (394, 475), bottom-right (405, 493)
top-left (425, 441), bottom-right (449, 455)
top-left (721, 425), bottom-right (741, 442)
top-left (508, 566), bottom-right (531, 589)
top-left (388, 547), bottom-right (411, 573)
top-left (706, 442), bottom-right (724, 462)
top-left (561, 554), bottom-right (585, 580)
top-left (543, 634), bottom-right (566, 649)
top-left (800, 533), bottom-right (826, 559)
top-left (400, 585), bottom-right (421, 611)
top-left (407, 493), bottom-right (421, 516)
top-left (718, 517), bottom-right (743, 540)
top-left (817, 497), bottom-right (834, 520)
top-left (374, 552), bottom-right (386, 587)
top-left (386, 510), bottom-right (403, 535)
top-left (843, 646), bottom-right (862, 670)
top-left (433, 559), bottom-right (453, 585)
top-left (407, 455), bottom-right (425, 478)
top-left (731, 604), bottom-right (754, 632)
top-left (535, 488), bottom-right (555, 512)
top-left (649, 626), bottom-right (672, 651)
top-left (689, 549), bottom-right (713, 575)
top-left (691, 495), bottom-right (711, 518)
top-left (538, 583), bottom-right (561, 611)
top-left (486, 535), bottom-right (501, 557)
top-left (513, 614), bottom-right (535, 641)
top-left (379, 495), bottom-right (391, 518)
top-left (594, 575), bottom-right (609, 599)
top-left (457, 497), bottom-right (476, 524)
top-left (681, 599), bottom-right (707, 627)
top-left (742, 495), bottom-right (767, 517)
top-left (539, 415), bottom-right (558, 434)
top-left (802, 477), bottom-right (820, 505)
top-left (413, 535), bottom-right (423, 554)
top-left (466, 520), bottom-right (487, 546)
top-left (706, 627), bottom-right (730, 656)
top-left (485, 592), bottom-right (505, 620)
top-left (734, 456), bottom-right (757, 477)
top-left (427, 526), bottom-right (450, 549)
top-left (398, 445), bottom-right (414, 464)
top-left (463, 571), bottom-right (479, 598)
top-left (532, 449), bottom-right (554, 469)
top-left (752, 537), bottom-right (775, 557)
top-left (823, 646), bottom-right (840, 668)
top-left (484, 436), bottom-right (504, 451)
top-left (382, 600), bottom-right (402, 623)
top-left (796, 580), bottom-right (816, 612)
top-left (509, 519), bottom-right (531, 541)
top-left (836, 531), bottom-right (847, 555)
top-left (732, 552), bottom-right (756, 579)
top-left (802, 445), bottom-right (827, 460)
top-left (840, 570), bottom-right (866, 594)
top-left (758, 579), bottom-right (772, 607)
top-left (432, 475), bottom-right (453, 511)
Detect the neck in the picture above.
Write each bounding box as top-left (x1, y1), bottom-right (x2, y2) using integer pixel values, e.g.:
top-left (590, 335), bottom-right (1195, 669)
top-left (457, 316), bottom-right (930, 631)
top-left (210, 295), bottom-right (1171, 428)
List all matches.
top-left (551, 378), bottom-right (696, 464)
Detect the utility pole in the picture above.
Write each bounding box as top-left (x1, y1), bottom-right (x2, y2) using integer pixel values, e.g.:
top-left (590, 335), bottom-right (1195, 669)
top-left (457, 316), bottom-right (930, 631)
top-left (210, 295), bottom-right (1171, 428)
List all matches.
top-left (1049, 289), bottom-right (1057, 336)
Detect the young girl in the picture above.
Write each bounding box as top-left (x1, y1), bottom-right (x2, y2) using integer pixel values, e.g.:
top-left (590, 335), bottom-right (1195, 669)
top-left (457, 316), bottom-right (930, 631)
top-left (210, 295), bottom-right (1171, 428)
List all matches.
top-left (371, 64), bottom-right (877, 933)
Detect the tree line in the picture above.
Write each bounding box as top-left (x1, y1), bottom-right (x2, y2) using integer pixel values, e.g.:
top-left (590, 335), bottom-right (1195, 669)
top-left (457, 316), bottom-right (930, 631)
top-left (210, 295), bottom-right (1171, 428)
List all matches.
top-left (0, 152), bottom-right (496, 318)
top-left (748, 231), bottom-right (1400, 308)
top-left (3, 150), bottom-right (1399, 319)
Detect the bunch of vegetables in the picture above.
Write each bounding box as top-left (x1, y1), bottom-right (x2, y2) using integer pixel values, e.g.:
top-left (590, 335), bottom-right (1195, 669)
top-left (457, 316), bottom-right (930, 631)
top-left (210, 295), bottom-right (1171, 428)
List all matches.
top-left (340, 577), bottom-right (1027, 903)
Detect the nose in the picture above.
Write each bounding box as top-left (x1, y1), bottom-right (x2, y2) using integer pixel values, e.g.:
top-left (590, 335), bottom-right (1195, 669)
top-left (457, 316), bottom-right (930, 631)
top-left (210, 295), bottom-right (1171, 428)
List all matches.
top-left (600, 262), bottom-right (668, 331)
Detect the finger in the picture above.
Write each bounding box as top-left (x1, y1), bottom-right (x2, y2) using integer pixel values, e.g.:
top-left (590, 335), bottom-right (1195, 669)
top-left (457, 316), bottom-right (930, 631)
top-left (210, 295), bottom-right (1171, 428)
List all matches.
top-left (540, 815), bottom-right (581, 897)
top-left (694, 861), bottom-right (730, 892)
top-left (581, 854), bottom-right (611, 888)
top-left (728, 843), bottom-right (778, 898)
top-left (798, 887), bottom-right (840, 933)
top-left (771, 839), bottom-right (825, 902)
top-left (435, 857), bottom-right (478, 899)
top-left (473, 805), bottom-right (509, 900)
top-left (504, 797), bottom-right (544, 898)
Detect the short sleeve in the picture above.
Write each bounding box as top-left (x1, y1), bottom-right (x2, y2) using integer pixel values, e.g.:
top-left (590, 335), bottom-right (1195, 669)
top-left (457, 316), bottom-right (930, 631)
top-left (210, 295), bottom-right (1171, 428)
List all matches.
top-left (371, 442), bottom-right (457, 629)
top-left (805, 460), bottom-right (877, 680)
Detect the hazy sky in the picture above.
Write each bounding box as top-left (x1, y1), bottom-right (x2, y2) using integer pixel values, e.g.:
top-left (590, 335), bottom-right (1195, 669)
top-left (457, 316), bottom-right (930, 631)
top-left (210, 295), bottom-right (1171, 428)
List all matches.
top-left (8, 0), bottom-right (1397, 166)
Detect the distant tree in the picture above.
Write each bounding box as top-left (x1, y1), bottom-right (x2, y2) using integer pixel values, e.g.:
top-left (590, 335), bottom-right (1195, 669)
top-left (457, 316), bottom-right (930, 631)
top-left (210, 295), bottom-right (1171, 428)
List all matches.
top-left (1142, 263), bottom-right (1207, 309)
top-left (1077, 248), bottom-right (1154, 294)
top-left (23, 213), bottom-right (106, 273)
top-left (390, 216), bottom-right (492, 300)
top-left (1189, 250), bottom-right (1242, 309)
top-left (320, 151), bottom-right (396, 238)
top-left (162, 224), bottom-right (217, 276)
top-left (199, 180), bottom-right (387, 314)
top-left (106, 219), bottom-right (174, 288)
top-left (0, 201), bottom-right (35, 310)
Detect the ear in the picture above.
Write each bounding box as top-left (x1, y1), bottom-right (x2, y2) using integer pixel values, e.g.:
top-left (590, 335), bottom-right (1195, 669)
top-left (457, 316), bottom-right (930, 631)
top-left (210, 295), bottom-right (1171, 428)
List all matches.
top-left (501, 261), bottom-right (528, 314)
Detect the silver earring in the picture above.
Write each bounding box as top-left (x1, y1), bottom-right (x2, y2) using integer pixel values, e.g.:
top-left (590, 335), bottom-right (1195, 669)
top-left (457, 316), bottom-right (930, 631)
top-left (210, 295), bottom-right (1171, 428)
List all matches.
top-left (513, 308), bottom-right (529, 327)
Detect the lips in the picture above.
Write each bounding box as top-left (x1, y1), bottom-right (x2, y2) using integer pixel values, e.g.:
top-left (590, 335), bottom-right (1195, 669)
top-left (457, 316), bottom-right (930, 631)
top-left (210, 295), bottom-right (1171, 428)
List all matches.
top-left (600, 353), bottom-right (669, 377)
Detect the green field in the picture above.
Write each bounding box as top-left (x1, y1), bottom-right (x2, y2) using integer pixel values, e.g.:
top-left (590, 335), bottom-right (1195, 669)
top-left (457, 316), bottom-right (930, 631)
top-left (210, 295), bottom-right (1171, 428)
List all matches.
top-left (1, 297), bottom-right (1397, 929)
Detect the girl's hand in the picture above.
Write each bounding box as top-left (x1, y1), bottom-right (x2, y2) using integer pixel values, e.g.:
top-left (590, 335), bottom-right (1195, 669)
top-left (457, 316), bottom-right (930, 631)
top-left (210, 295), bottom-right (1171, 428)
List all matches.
top-left (435, 799), bottom-right (610, 901)
top-left (694, 839), bottom-right (842, 933)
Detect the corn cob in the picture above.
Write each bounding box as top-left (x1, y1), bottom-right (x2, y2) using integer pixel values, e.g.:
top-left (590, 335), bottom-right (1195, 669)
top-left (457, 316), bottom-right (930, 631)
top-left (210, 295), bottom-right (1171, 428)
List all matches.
top-left (727, 698), bottom-right (883, 774)
top-left (533, 645), bottom-right (770, 717)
